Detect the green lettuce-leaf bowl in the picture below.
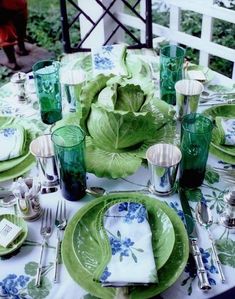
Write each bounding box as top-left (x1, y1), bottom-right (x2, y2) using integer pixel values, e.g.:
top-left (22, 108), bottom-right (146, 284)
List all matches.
top-left (62, 193), bottom-right (189, 299)
top-left (203, 104), bottom-right (235, 163)
top-left (0, 116), bottom-right (41, 181)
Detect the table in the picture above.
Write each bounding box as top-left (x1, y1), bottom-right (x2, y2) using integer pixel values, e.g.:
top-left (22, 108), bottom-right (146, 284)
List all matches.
top-left (0, 49), bottom-right (235, 299)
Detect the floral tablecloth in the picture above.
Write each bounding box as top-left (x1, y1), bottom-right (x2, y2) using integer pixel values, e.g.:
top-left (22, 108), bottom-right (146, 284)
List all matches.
top-left (0, 50), bottom-right (235, 299)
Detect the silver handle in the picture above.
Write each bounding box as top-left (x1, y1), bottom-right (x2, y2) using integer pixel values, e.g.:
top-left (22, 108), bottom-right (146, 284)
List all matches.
top-left (53, 237), bottom-right (61, 283)
top-left (191, 239), bottom-right (211, 291)
top-left (35, 240), bottom-right (46, 287)
top-left (210, 238), bottom-right (225, 283)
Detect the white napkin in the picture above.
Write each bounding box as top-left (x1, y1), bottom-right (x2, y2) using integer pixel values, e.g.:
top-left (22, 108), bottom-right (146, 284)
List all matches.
top-left (216, 117), bottom-right (235, 145)
top-left (100, 201), bottom-right (158, 286)
top-left (92, 44), bottom-right (127, 76)
top-left (0, 126), bottom-right (25, 161)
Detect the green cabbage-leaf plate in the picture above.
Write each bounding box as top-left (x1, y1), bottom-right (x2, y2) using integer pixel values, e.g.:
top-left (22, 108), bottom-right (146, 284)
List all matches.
top-left (62, 193), bottom-right (189, 299)
top-left (0, 214), bottom-right (28, 256)
top-left (203, 104), bottom-right (235, 163)
top-left (72, 197), bottom-right (175, 271)
top-left (185, 64), bottom-right (214, 84)
top-left (0, 116), bottom-right (40, 180)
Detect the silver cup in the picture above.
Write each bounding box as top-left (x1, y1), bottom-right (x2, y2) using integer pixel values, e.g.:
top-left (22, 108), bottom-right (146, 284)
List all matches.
top-left (30, 134), bottom-right (59, 187)
top-left (175, 79), bottom-right (204, 120)
top-left (146, 143), bottom-right (182, 196)
top-left (60, 69), bottom-right (86, 112)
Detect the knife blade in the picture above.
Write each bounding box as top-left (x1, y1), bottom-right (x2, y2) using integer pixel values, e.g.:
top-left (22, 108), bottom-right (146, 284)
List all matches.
top-left (179, 188), bottom-right (211, 291)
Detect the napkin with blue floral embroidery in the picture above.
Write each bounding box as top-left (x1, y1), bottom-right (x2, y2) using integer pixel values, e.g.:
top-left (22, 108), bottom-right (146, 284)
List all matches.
top-left (94, 201), bottom-right (158, 287)
top-left (0, 125), bottom-right (25, 161)
top-left (91, 44), bottom-right (128, 76)
top-left (215, 117), bottom-right (235, 145)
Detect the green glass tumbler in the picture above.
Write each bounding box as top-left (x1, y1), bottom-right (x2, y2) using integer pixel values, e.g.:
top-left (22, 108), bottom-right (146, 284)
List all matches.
top-left (33, 60), bottom-right (62, 125)
top-left (51, 125), bottom-right (86, 201)
top-left (179, 113), bottom-right (213, 188)
top-left (160, 45), bottom-right (185, 105)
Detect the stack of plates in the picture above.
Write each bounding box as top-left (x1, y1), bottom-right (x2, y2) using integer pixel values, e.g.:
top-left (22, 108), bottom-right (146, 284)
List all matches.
top-left (62, 193), bottom-right (189, 298)
top-left (0, 116), bottom-right (40, 182)
top-left (204, 104), bottom-right (235, 164)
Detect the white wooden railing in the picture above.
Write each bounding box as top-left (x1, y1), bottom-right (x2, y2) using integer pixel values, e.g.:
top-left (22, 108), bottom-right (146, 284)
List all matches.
top-left (117, 0), bottom-right (235, 79)
top-left (78, 0), bottom-right (235, 79)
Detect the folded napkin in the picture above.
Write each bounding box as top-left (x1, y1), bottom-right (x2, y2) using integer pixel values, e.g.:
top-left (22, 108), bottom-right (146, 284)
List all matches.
top-left (92, 44), bottom-right (127, 76)
top-left (94, 201), bottom-right (158, 287)
top-left (215, 117), bottom-right (235, 145)
top-left (0, 125), bottom-right (25, 161)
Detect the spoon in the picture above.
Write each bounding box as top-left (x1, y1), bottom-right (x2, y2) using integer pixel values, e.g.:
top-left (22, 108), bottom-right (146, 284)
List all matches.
top-left (86, 187), bottom-right (149, 197)
top-left (196, 201), bottom-right (226, 283)
top-left (200, 91), bottom-right (235, 103)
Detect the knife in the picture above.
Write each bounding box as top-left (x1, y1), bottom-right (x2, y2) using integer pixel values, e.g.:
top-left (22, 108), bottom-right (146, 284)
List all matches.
top-left (179, 188), bottom-right (211, 291)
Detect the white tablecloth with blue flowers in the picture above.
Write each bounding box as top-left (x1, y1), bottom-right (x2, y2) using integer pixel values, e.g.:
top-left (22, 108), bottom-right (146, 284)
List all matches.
top-left (1, 50), bottom-right (235, 299)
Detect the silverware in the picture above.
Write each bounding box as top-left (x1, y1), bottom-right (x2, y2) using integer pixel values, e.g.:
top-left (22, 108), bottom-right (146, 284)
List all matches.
top-left (179, 188), bottom-right (211, 291)
top-left (199, 99), bottom-right (235, 106)
top-left (196, 201), bottom-right (225, 283)
top-left (86, 187), bottom-right (149, 197)
top-left (54, 199), bottom-right (67, 283)
top-left (200, 91), bottom-right (235, 102)
top-left (35, 208), bottom-right (53, 287)
top-left (213, 167), bottom-right (235, 184)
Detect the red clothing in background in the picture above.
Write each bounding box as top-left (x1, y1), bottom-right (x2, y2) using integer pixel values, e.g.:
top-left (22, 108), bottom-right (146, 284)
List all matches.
top-left (0, 0), bottom-right (27, 47)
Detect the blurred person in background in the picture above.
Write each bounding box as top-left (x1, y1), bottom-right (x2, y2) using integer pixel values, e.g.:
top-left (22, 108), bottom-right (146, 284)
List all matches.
top-left (0, 0), bottom-right (28, 70)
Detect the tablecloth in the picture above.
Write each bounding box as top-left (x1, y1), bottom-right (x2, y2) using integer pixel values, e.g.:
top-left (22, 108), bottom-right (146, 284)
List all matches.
top-left (0, 49), bottom-right (235, 299)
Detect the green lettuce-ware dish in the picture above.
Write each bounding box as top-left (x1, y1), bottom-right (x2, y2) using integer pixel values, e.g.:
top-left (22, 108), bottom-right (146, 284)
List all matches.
top-left (204, 104), bottom-right (235, 162)
top-left (0, 116), bottom-right (40, 181)
top-left (185, 64), bottom-right (214, 84)
top-left (62, 193), bottom-right (189, 299)
top-left (72, 197), bottom-right (175, 271)
top-left (0, 214), bottom-right (28, 256)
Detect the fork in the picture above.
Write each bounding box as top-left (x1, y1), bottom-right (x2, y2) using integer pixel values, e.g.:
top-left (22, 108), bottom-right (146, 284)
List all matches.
top-left (35, 208), bottom-right (53, 287)
top-left (213, 167), bottom-right (235, 184)
top-left (54, 199), bottom-right (67, 283)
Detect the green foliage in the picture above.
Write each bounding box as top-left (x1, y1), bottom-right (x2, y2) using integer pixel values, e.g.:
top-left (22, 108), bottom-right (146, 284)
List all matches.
top-left (152, 2), bottom-right (235, 77)
top-left (27, 0), bottom-right (80, 59)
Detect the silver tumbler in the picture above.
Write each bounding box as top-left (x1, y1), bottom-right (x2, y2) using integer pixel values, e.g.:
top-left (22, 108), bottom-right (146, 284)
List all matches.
top-left (146, 143), bottom-right (182, 196)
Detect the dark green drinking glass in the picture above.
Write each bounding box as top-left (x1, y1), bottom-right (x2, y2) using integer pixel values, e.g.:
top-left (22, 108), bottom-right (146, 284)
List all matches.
top-left (51, 125), bottom-right (86, 201)
top-left (33, 60), bottom-right (62, 125)
top-left (160, 45), bottom-right (185, 105)
top-left (179, 113), bottom-right (213, 188)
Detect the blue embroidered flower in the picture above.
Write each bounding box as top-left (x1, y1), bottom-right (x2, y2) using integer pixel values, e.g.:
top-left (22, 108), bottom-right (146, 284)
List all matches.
top-left (169, 201), bottom-right (185, 222)
top-left (100, 267), bottom-right (111, 282)
top-left (102, 45), bottom-right (113, 54)
top-left (120, 249), bottom-right (129, 257)
top-left (1, 127), bottom-right (17, 137)
top-left (94, 54), bottom-right (114, 70)
top-left (0, 274), bottom-right (30, 298)
top-left (118, 202), bottom-right (128, 212)
top-left (123, 238), bottom-right (134, 248)
top-left (118, 202), bottom-right (147, 224)
top-left (208, 277), bottom-right (216, 286)
top-left (200, 247), bottom-right (210, 264)
top-left (110, 237), bottom-right (122, 255)
top-left (108, 231), bottom-right (141, 263)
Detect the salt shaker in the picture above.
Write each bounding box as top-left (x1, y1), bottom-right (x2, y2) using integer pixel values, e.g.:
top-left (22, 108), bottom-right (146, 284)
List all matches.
top-left (10, 72), bottom-right (27, 102)
top-left (220, 187), bottom-right (235, 233)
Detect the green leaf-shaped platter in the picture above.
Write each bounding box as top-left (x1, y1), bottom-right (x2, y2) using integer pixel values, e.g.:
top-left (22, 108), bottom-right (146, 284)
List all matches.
top-left (0, 214), bottom-right (28, 256)
top-left (203, 104), bottom-right (235, 163)
top-left (0, 116), bottom-right (40, 181)
top-left (62, 193), bottom-right (189, 299)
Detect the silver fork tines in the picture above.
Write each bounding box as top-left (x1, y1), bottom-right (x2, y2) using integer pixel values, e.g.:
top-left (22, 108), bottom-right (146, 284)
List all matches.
top-left (35, 208), bottom-right (53, 287)
top-left (54, 199), bottom-right (67, 283)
